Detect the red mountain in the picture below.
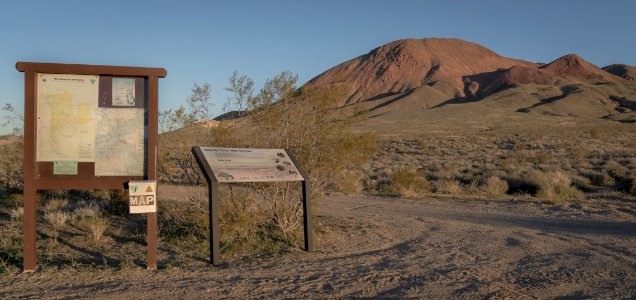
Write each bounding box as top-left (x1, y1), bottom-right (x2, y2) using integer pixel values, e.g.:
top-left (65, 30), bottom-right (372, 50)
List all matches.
top-left (308, 38), bottom-right (628, 108)
top-left (308, 38), bottom-right (537, 106)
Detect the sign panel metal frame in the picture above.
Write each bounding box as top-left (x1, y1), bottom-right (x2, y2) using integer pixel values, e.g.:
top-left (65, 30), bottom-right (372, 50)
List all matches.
top-left (192, 146), bottom-right (314, 266)
top-left (16, 62), bottom-right (166, 271)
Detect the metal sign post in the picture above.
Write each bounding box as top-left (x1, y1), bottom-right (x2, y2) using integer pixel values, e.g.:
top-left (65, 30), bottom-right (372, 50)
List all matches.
top-left (192, 146), bottom-right (313, 265)
top-left (16, 62), bottom-right (166, 271)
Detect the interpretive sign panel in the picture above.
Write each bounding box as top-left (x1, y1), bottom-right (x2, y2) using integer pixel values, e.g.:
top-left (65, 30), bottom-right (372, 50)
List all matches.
top-left (192, 146), bottom-right (313, 266)
top-left (17, 62), bottom-right (166, 272)
top-left (129, 180), bottom-right (157, 214)
top-left (199, 147), bottom-right (304, 183)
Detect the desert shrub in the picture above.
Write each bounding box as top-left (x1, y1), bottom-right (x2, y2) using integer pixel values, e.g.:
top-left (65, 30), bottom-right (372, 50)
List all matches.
top-left (386, 168), bottom-right (431, 198)
top-left (83, 217), bottom-right (108, 242)
top-left (42, 189), bottom-right (68, 199)
top-left (481, 176), bottom-right (509, 196)
top-left (585, 171), bottom-right (613, 186)
top-left (333, 169), bottom-right (365, 193)
top-left (43, 198), bottom-right (69, 214)
top-left (215, 82), bottom-right (375, 235)
top-left (160, 197), bottom-right (209, 241)
top-left (9, 207), bottom-right (23, 222)
top-left (615, 176), bottom-right (636, 196)
top-left (103, 190), bottom-right (129, 215)
top-left (158, 74), bottom-right (376, 256)
top-left (44, 210), bottom-right (70, 227)
top-left (73, 204), bottom-right (100, 219)
top-left (159, 185), bottom-right (294, 256)
top-left (0, 222), bottom-right (22, 273)
top-left (434, 179), bottom-right (464, 194)
top-left (0, 139), bottom-right (23, 192)
top-left (604, 160), bottom-right (628, 178)
top-left (44, 210), bottom-right (70, 243)
top-left (535, 171), bottom-right (584, 204)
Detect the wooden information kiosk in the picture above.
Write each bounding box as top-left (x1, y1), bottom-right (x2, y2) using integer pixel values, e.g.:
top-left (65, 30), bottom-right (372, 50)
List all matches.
top-left (16, 62), bottom-right (167, 271)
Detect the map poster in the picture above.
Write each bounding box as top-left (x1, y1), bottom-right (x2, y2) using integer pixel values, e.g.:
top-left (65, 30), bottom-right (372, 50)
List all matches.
top-left (36, 73), bottom-right (98, 162)
top-left (98, 76), bottom-right (145, 108)
top-left (200, 147), bottom-right (304, 183)
top-left (94, 108), bottom-right (145, 176)
top-left (112, 78), bottom-right (136, 106)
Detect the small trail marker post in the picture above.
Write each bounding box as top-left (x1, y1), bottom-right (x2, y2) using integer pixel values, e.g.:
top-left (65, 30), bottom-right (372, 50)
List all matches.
top-left (192, 147), bottom-right (313, 265)
top-left (16, 62), bottom-right (166, 271)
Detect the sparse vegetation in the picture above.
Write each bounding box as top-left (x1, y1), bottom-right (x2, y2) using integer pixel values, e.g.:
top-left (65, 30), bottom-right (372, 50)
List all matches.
top-left (84, 216), bottom-right (109, 242)
top-left (367, 132), bottom-right (634, 202)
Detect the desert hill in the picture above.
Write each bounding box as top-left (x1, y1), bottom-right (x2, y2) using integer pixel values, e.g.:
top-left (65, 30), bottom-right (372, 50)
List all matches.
top-left (539, 54), bottom-right (622, 82)
top-left (306, 38), bottom-right (635, 135)
top-left (603, 64), bottom-right (636, 81)
top-left (308, 38), bottom-right (538, 106)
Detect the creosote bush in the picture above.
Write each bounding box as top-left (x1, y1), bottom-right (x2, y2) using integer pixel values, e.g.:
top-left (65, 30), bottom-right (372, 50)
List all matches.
top-left (158, 74), bottom-right (377, 254)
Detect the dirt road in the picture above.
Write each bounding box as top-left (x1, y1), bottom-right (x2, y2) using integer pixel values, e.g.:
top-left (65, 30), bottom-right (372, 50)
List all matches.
top-left (2, 194), bottom-right (635, 299)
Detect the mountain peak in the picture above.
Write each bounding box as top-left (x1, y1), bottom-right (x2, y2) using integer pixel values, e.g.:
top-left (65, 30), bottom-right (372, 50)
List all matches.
top-left (540, 54), bottom-right (620, 81)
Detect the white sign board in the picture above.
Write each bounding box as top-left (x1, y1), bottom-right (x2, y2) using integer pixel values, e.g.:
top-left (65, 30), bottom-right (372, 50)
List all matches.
top-left (128, 180), bottom-right (157, 213)
top-left (199, 147), bottom-right (304, 183)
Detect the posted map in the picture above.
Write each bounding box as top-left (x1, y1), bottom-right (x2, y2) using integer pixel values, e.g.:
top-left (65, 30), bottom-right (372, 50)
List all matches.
top-left (36, 74), bottom-right (98, 162)
top-left (94, 108), bottom-right (145, 176)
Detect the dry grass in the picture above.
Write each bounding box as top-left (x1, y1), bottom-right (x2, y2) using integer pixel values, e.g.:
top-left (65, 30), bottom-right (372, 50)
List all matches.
top-left (366, 131), bottom-right (635, 202)
top-left (481, 176), bottom-right (509, 196)
top-left (534, 171), bottom-right (584, 204)
top-left (84, 217), bottom-right (108, 242)
top-left (43, 198), bottom-right (69, 214)
top-left (435, 179), bottom-right (464, 194)
top-left (73, 204), bottom-right (100, 219)
top-left (44, 210), bottom-right (70, 228)
top-left (9, 207), bottom-right (23, 222)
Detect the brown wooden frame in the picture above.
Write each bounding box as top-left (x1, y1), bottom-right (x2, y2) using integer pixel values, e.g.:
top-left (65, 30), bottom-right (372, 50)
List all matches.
top-left (16, 62), bottom-right (167, 271)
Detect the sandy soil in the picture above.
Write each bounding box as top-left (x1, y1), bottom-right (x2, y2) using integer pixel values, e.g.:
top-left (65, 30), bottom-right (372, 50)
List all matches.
top-left (1, 194), bottom-right (635, 299)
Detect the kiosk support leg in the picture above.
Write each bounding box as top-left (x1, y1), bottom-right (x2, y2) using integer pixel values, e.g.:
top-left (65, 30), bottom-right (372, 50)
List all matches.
top-left (302, 180), bottom-right (313, 252)
top-left (23, 187), bottom-right (37, 272)
top-left (147, 212), bottom-right (158, 270)
top-left (209, 181), bottom-right (220, 266)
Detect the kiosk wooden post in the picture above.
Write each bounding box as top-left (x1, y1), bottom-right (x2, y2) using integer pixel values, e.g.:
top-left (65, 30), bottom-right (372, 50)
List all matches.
top-left (16, 62), bottom-right (166, 271)
top-left (192, 146), bottom-right (313, 266)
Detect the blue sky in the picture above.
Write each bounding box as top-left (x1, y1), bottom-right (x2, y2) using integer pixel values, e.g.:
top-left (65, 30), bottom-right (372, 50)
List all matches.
top-left (1, 0), bottom-right (635, 133)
